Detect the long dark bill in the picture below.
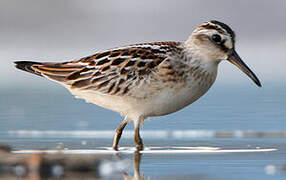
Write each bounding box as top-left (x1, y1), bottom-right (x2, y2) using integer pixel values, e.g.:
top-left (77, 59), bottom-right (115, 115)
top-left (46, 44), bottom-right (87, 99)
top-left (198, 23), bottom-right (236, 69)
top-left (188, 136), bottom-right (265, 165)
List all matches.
top-left (227, 49), bottom-right (261, 87)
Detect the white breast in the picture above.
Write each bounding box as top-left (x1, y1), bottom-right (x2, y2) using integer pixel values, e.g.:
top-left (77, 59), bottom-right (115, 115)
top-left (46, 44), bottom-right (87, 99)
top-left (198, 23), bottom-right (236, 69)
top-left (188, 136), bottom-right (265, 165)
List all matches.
top-left (142, 75), bottom-right (217, 117)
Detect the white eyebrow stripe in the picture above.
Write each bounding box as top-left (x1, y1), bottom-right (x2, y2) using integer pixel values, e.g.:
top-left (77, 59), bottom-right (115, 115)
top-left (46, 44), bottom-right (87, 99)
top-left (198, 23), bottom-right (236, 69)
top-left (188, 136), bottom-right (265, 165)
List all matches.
top-left (201, 22), bottom-right (232, 39)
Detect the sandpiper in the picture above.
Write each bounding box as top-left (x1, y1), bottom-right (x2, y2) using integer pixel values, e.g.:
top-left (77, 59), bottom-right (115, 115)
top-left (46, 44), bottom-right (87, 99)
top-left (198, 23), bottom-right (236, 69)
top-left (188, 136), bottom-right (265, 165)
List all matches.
top-left (15, 20), bottom-right (261, 151)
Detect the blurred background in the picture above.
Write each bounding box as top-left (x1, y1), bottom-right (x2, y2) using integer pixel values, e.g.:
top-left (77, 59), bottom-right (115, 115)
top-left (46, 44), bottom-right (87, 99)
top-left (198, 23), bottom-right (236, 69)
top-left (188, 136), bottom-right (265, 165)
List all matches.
top-left (0, 1), bottom-right (286, 179)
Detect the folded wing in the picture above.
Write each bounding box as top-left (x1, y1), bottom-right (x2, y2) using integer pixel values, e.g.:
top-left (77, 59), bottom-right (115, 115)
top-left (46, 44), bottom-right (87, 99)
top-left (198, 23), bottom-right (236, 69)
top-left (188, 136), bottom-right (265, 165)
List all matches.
top-left (15, 42), bottom-right (182, 96)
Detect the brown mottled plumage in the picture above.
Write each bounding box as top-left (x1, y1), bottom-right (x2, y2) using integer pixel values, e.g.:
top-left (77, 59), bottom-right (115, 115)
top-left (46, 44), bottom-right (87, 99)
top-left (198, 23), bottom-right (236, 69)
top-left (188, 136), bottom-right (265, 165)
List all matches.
top-left (25, 42), bottom-right (184, 97)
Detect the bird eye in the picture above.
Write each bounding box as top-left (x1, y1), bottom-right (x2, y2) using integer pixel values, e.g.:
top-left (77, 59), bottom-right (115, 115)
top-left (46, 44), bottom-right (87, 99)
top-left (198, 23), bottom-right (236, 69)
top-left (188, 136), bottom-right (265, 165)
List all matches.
top-left (211, 34), bottom-right (221, 43)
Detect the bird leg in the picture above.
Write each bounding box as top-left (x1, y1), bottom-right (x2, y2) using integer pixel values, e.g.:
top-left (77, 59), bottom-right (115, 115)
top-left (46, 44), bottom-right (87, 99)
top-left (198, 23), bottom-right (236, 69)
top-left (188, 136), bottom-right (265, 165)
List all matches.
top-left (134, 122), bottom-right (144, 151)
top-left (113, 117), bottom-right (128, 151)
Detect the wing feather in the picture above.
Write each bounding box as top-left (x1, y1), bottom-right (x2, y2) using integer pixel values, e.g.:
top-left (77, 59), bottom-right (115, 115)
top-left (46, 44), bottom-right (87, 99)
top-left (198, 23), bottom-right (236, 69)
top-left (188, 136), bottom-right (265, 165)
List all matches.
top-left (27, 42), bottom-right (184, 96)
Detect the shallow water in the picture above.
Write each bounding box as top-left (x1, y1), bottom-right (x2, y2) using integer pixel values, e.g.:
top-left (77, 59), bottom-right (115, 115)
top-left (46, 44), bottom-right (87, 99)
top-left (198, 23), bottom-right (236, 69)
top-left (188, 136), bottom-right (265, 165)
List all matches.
top-left (0, 83), bottom-right (286, 179)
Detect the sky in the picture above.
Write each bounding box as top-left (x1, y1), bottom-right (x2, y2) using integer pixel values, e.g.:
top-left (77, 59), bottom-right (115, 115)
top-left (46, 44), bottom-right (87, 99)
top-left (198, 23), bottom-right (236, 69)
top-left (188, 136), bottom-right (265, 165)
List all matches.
top-left (0, 0), bottom-right (285, 87)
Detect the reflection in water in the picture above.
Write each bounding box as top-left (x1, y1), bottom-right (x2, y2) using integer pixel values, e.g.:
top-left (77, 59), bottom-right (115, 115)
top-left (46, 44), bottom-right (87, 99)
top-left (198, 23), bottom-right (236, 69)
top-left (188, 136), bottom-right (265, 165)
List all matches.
top-left (1, 147), bottom-right (279, 180)
top-left (120, 151), bottom-right (221, 180)
top-left (122, 152), bottom-right (146, 180)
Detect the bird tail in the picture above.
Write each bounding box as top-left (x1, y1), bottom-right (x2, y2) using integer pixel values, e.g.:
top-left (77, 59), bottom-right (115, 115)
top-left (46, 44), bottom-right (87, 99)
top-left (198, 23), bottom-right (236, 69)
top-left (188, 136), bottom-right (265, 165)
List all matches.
top-left (14, 60), bottom-right (86, 84)
top-left (14, 61), bottom-right (43, 77)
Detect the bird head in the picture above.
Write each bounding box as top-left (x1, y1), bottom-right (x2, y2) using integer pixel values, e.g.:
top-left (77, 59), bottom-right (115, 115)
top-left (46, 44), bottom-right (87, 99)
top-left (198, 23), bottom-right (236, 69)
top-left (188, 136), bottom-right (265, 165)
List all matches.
top-left (186, 20), bottom-right (261, 87)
